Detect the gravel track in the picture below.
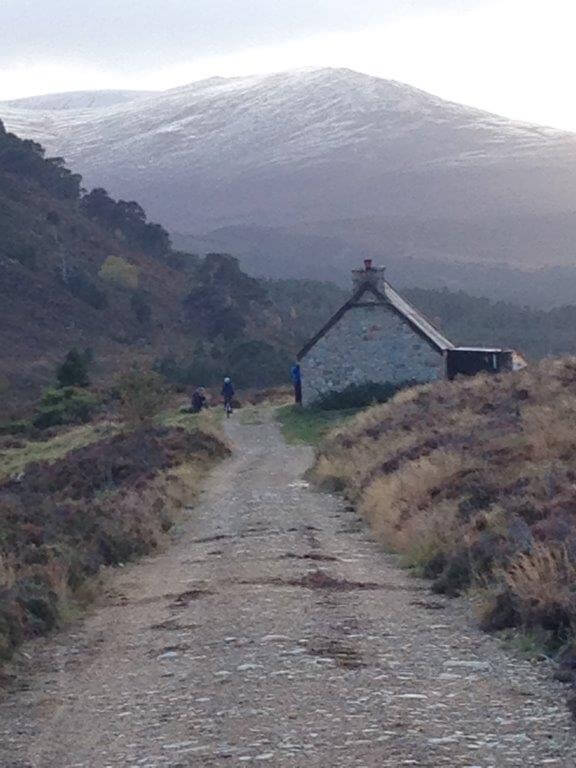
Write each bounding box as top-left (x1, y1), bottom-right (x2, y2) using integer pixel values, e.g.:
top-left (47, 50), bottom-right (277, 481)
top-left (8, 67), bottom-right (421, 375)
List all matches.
top-left (0, 413), bottom-right (574, 767)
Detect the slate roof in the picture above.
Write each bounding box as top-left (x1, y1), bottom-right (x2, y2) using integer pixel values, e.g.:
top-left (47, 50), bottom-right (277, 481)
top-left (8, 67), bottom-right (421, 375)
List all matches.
top-left (297, 280), bottom-right (454, 360)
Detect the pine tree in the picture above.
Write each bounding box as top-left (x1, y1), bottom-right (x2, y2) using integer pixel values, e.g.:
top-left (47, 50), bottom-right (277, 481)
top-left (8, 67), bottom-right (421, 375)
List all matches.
top-left (56, 348), bottom-right (91, 388)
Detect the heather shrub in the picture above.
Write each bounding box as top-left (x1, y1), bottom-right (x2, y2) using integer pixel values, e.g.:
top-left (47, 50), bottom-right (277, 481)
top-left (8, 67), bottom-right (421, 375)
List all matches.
top-left (0, 425), bottom-right (230, 659)
top-left (311, 358), bottom-right (576, 650)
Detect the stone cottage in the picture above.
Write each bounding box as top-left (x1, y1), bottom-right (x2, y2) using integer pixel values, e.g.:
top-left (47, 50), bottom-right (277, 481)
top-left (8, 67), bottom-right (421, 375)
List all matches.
top-left (297, 260), bottom-right (454, 406)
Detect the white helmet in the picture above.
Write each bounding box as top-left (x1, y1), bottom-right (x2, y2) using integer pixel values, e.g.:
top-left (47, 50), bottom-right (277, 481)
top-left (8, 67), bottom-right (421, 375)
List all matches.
top-left (224, 377), bottom-right (231, 383)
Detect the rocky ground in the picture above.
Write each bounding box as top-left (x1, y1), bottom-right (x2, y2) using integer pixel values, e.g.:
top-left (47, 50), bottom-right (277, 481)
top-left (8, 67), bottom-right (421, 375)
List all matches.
top-left (0, 412), bottom-right (574, 767)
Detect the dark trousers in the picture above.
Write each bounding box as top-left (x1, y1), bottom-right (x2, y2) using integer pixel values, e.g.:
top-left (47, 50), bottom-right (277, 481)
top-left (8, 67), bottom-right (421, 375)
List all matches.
top-left (294, 379), bottom-right (302, 404)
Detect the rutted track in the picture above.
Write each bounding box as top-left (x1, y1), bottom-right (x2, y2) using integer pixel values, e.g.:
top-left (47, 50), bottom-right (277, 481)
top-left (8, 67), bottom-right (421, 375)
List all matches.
top-left (0, 413), bottom-right (573, 766)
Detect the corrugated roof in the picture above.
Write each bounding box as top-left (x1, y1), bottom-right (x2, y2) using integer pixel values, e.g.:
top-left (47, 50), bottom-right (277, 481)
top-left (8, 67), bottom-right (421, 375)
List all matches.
top-left (451, 346), bottom-right (506, 353)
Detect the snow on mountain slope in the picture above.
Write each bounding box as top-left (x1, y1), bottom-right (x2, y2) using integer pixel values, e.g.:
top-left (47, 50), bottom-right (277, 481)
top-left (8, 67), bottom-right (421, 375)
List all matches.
top-left (2, 68), bottom-right (576, 233)
top-left (3, 90), bottom-right (156, 111)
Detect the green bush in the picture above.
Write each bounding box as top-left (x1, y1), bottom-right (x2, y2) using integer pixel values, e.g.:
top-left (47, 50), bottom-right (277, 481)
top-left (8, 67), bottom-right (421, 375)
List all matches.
top-left (33, 387), bottom-right (99, 429)
top-left (56, 348), bottom-right (92, 388)
top-left (313, 381), bottom-right (416, 411)
top-left (116, 367), bottom-right (167, 427)
top-left (0, 420), bottom-right (31, 436)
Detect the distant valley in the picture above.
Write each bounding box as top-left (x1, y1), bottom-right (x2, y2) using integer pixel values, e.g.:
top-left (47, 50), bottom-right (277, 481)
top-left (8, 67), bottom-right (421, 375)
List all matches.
top-left (3, 68), bottom-right (576, 306)
top-left (173, 220), bottom-right (576, 308)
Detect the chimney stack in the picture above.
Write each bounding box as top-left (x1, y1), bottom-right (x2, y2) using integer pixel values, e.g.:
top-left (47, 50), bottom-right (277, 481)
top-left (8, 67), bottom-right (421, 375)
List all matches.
top-left (352, 259), bottom-right (386, 293)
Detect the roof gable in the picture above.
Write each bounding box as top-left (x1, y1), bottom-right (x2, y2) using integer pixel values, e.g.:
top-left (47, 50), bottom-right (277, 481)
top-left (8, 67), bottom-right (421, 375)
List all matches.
top-left (297, 281), bottom-right (453, 360)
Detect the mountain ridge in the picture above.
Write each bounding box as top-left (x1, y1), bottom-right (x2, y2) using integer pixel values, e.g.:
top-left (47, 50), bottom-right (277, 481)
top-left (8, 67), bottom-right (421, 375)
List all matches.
top-left (3, 89), bottom-right (157, 111)
top-left (3, 67), bottom-right (576, 293)
top-left (3, 67), bottom-right (572, 134)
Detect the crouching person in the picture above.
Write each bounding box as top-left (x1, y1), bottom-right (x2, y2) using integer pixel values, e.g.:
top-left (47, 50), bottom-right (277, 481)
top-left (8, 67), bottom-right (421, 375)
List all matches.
top-left (191, 386), bottom-right (207, 413)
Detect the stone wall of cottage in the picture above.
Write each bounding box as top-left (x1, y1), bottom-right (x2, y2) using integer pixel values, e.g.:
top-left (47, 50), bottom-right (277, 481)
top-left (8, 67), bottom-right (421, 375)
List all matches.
top-left (300, 302), bottom-right (445, 405)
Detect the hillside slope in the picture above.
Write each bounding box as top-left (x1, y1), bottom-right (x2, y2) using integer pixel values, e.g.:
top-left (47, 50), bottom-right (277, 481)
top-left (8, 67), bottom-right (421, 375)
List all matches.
top-left (5, 116), bottom-right (576, 415)
top-left (0, 121), bottom-right (345, 410)
top-left (312, 360), bottom-right (576, 673)
top-left (3, 68), bottom-right (576, 258)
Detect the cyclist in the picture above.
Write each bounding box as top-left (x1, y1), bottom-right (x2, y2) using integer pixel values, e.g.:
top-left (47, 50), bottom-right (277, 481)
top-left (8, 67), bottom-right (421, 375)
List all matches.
top-left (221, 377), bottom-right (235, 416)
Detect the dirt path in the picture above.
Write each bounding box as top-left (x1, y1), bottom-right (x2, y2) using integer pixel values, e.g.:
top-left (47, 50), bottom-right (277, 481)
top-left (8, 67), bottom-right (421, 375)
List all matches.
top-left (1, 413), bottom-right (574, 767)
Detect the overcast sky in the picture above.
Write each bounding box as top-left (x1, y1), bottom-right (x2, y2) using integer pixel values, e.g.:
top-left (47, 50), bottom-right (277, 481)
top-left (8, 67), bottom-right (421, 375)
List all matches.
top-left (1, 0), bottom-right (575, 129)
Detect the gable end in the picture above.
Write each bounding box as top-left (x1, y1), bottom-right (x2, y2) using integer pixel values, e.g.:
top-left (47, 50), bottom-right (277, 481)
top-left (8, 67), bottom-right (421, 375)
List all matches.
top-left (297, 282), bottom-right (452, 360)
top-left (297, 283), bottom-right (384, 360)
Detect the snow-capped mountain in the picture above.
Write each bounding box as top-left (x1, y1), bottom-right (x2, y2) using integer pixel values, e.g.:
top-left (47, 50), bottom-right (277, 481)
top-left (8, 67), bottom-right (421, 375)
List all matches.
top-left (3, 90), bottom-right (156, 111)
top-left (2, 68), bottom-right (576, 248)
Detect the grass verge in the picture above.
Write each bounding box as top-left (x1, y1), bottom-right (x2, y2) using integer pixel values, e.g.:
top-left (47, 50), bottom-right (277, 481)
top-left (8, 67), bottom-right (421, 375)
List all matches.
top-left (276, 405), bottom-right (360, 446)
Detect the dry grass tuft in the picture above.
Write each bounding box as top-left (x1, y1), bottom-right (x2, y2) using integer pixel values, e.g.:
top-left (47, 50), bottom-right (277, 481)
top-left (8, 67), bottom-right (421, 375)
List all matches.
top-left (310, 357), bottom-right (576, 654)
top-left (503, 544), bottom-right (576, 629)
